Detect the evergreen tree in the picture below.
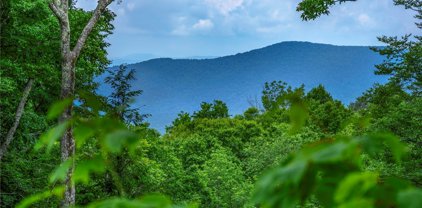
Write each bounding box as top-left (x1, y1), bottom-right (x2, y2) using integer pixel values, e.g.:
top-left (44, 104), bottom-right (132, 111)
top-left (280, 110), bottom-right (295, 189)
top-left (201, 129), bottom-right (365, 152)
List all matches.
top-left (105, 64), bottom-right (148, 125)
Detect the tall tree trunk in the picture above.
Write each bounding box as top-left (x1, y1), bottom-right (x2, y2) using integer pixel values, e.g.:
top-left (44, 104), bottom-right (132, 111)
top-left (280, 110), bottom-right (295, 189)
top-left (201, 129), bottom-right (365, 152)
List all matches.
top-left (60, 61), bottom-right (76, 206)
top-left (48, 1), bottom-right (114, 206)
top-left (0, 79), bottom-right (34, 161)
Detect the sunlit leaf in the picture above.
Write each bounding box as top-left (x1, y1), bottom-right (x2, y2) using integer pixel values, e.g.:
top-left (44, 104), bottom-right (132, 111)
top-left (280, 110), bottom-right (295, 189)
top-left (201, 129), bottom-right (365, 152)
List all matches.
top-left (286, 93), bottom-right (309, 134)
top-left (397, 189), bottom-right (422, 208)
top-left (74, 124), bottom-right (95, 148)
top-left (138, 195), bottom-right (173, 207)
top-left (86, 195), bottom-right (172, 208)
top-left (47, 98), bottom-right (73, 120)
top-left (361, 133), bottom-right (407, 163)
top-left (310, 140), bottom-right (359, 164)
top-left (338, 198), bottom-right (374, 208)
top-left (73, 157), bottom-right (106, 184)
top-left (334, 172), bottom-right (378, 203)
top-left (253, 159), bottom-right (308, 208)
top-left (103, 130), bottom-right (139, 153)
top-left (49, 159), bottom-right (72, 184)
top-left (16, 186), bottom-right (64, 208)
top-left (288, 104), bottom-right (309, 134)
top-left (35, 121), bottom-right (69, 152)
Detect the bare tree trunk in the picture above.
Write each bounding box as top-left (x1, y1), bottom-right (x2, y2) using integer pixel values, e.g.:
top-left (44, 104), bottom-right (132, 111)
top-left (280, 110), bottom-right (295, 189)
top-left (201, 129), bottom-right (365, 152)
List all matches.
top-left (48, 0), bottom-right (114, 206)
top-left (0, 79), bottom-right (34, 161)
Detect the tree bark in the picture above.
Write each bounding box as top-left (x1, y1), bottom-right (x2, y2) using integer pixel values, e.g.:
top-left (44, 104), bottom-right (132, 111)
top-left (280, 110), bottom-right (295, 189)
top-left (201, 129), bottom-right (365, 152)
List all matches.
top-left (48, 0), bottom-right (114, 206)
top-left (0, 79), bottom-right (34, 161)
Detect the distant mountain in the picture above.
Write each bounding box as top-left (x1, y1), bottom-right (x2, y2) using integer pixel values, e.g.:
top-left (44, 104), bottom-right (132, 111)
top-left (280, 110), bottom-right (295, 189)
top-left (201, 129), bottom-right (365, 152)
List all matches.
top-left (110, 54), bottom-right (218, 66)
top-left (183, 56), bottom-right (219, 60)
top-left (110, 53), bottom-right (157, 66)
top-left (99, 41), bottom-right (387, 132)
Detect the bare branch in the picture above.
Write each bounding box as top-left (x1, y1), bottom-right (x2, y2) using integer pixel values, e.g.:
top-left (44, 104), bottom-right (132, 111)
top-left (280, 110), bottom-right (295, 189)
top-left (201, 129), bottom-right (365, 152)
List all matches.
top-left (48, 1), bottom-right (66, 23)
top-left (71, 0), bottom-right (113, 58)
top-left (0, 79), bottom-right (34, 161)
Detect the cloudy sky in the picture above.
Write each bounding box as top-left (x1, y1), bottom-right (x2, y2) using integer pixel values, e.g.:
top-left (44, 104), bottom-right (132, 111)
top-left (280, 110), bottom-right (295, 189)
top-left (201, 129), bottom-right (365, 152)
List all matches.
top-left (76, 0), bottom-right (419, 60)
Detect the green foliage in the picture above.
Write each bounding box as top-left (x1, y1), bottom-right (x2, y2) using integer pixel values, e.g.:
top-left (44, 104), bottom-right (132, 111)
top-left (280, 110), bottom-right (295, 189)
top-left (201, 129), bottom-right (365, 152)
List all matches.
top-left (397, 189), bottom-right (422, 208)
top-left (372, 34), bottom-right (422, 95)
top-left (3, 1), bottom-right (422, 207)
top-left (253, 133), bottom-right (417, 208)
top-left (1, 2), bottom-right (113, 205)
top-left (371, 0), bottom-right (421, 95)
top-left (34, 121), bottom-right (69, 152)
top-left (192, 100), bottom-right (229, 119)
top-left (86, 195), bottom-right (198, 208)
top-left (297, 0), bottom-right (356, 21)
top-left (243, 107), bottom-right (260, 120)
top-left (166, 111), bottom-right (192, 132)
top-left (105, 64), bottom-right (148, 125)
top-left (198, 148), bottom-right (252, 207)
top-left (16, 186), bottom-right (65, 208)
top-left (261, 81), bottom-right (305, 111)
top-left (11, 80), bottom-right (422, 208)
top-left (47, 98), bottom-right (74, 120)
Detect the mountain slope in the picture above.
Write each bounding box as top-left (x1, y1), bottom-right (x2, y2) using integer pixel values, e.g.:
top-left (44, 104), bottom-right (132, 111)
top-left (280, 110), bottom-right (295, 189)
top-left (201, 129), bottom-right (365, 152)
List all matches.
top-left (100, 41), bottom-right (387, 132)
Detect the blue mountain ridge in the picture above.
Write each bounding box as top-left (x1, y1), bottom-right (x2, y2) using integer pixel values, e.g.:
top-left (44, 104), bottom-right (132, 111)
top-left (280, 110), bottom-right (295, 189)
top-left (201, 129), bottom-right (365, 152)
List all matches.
top-left (98, 41), bottom-right (387, 132)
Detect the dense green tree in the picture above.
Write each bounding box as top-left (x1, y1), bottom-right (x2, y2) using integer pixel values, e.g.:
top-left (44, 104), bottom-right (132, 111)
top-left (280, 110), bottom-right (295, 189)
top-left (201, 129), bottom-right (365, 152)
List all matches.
top-left (262, 81), bottom-right (305, 111)
top-left (243, 107), bottom-right (260, 120)
top-left (305, 84), bottom-right (333, 103)
top-left (165, 111), bottom-right (192, 133)
top-left (372, 35), bottom-right (421, 95)
top-left (192, 100), bottom-right (229, 119)
top-left (305, 85), bottom-right (351, 134)
top-left (198, 148), bottom-right (252, 208)
top-left (0, 0), bottom-right (114, 206)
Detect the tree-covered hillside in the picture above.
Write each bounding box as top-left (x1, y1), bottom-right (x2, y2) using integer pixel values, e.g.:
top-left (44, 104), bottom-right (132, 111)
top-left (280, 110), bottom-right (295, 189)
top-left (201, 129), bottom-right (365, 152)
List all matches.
top-left (100, 42), bottom-right (387, 132)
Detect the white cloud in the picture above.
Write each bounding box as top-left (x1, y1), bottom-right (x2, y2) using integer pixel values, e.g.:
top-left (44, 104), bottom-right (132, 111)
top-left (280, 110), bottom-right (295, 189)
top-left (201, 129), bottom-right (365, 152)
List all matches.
top-left (205, 0), bottom-right (244, 15)
top-left (172, 18), bottom-right (214, 36)
top-left (193, 19), bottom-right (214, 30)
top-left (127, 2), bottom-right (136, 11)
top-left (102, 0), bottom-right (419, 58)
top-left (171, 16), bottom-right (190, 36)
top-left (357, 14), bottom-right (376, 27)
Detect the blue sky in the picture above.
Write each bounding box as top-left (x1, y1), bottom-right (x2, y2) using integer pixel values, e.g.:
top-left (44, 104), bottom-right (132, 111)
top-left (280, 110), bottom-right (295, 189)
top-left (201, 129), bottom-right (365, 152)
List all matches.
top-left (76, 0), bottom-right (419, 60)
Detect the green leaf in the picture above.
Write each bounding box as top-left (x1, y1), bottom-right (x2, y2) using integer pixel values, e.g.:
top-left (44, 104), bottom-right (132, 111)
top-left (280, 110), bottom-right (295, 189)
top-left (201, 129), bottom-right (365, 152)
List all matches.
top-left (310, 140), bottom-right (358, 164)
top-left (253, 159), bottom-right (308, 208)
top-left (86, 195), bottom-right (172, 208)
top-left (338, 198), bottom-right (374, 208)
top-left (35, 121), bottom-right (69, 152)
top-left (47, 98), bottom-right (73, 120)
top-left (73, 157), bottom-right (106, 184)
top-left (138, 195), bottom-right (173, 207)
top-left (286, 92), bottom-right (309, 134)
top-left (397, 189), bottom-right (422, 208)
top-left (74, 124), bottom-right (95, 148)
top-left (334, 172), bottom-right (378, 203)
top-left (16, 186), bottom-right (64, 208)
top-left (361, 133), bottom-right (407, 163)
top-left (49, 159), bottom-right (72, 184)
top-left (288, 103), bottom-right (309, 134)
top-left (103, 130), bottom-right (139, 153)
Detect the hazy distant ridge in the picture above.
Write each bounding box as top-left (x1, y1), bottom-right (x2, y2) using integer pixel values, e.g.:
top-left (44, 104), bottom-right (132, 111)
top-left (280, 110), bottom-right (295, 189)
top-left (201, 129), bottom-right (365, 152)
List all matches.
top-left (100, 41), bottom-right (386, 132)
